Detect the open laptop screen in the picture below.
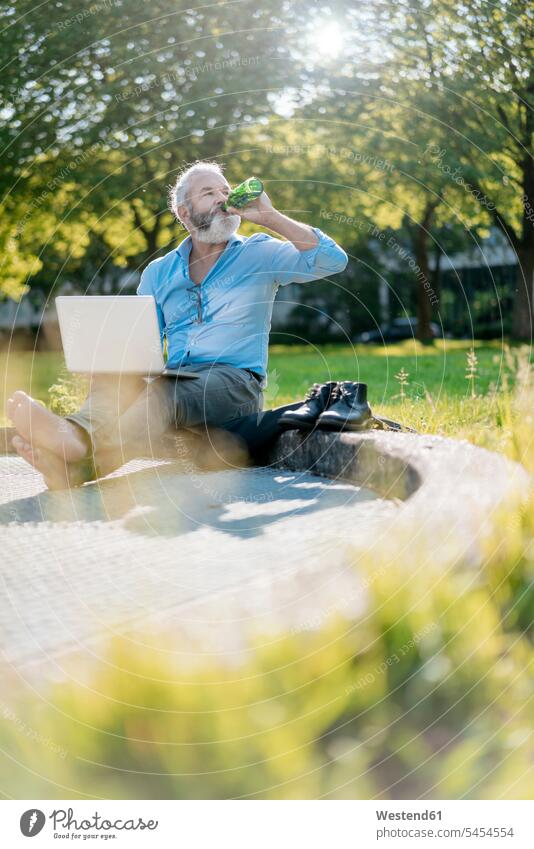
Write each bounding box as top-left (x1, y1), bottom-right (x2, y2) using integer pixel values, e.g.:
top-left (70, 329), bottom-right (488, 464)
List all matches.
top-left (56, 296), bottom-right (165, 374)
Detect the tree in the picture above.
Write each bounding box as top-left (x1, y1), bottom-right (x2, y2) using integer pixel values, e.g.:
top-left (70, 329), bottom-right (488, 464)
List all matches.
top-left (363, 0), bottom-right (534, 339)
top-left (433, 0), bottom-right (534, 338)
top-left (291, 0), bottom-right (533, 339)
top-left (0, 0), bottom-right (314, 292)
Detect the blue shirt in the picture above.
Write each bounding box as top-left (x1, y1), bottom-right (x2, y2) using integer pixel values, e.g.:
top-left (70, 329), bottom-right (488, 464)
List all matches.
top-left (136, 226), bottom-right (348, 378)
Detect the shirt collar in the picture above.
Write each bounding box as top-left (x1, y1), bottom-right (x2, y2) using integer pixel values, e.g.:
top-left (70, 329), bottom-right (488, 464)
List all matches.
top-left (176, 230), bottom-right (244, 263)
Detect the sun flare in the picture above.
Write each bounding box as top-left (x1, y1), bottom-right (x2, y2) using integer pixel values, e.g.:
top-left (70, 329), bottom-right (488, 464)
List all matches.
top-left (307, 20), bottom-right (345, 59)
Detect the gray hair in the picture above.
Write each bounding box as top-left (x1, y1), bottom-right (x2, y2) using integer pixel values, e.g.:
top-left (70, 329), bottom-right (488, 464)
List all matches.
top-left (169, 160), bottom-right (224, 223)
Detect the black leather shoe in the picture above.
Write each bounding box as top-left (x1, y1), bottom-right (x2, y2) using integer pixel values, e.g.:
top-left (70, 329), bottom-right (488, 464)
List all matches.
top-left (317, 381), bottom-right (372, 431)
top-left (279, 381), bottom-right (338, 430)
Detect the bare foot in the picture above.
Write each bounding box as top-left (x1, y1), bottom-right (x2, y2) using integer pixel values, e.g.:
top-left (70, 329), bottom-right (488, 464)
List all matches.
top-left (11, 436), bottom-right (95, 490)
top-left (6, 391), bottom-right (88, 462)
top-left (11, 435), bottom-right (75, 490)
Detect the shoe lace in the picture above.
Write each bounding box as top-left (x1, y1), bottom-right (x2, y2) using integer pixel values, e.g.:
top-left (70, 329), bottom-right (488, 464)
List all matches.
top-left (304, 383), bottom-right (324, 401)
top-left (332, 382), bottom-right (352, 400)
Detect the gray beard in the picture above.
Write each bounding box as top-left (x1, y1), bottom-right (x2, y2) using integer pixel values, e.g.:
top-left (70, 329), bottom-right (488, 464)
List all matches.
top-left (189, 208), bottom-right (240, 244)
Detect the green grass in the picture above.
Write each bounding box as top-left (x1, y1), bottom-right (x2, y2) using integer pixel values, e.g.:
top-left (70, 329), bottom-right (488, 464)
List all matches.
top-left (1, 341), bottom-right (533, 800)
top-left (1, 339), bottom-right (528, 427)
top-left (1, 341), bottom-right (531, 464)
top-left (269, 339), bottom-right (512, 403)
top-left (0, 339), bottom-right (531, 469)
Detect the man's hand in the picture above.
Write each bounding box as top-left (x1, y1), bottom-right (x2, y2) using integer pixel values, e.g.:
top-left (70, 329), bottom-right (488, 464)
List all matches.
top-left (226, 187), bottom-right (320, 251)
top-left (225, 190), bottom-right (275, 225)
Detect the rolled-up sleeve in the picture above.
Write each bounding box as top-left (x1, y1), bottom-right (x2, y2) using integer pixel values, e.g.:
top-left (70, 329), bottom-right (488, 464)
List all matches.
top-left (269, 226), bottom-right (348, 286)
top-left (137, 264), bottom-right (166, 344)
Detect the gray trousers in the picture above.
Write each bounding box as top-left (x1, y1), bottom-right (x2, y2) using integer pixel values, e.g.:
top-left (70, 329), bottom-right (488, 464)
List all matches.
top-left (65, 363), bottom-right (264, 473)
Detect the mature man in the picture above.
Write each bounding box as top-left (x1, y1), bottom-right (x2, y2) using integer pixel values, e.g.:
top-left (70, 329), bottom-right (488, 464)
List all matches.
top-left (7, 160), bottom-right (348, 488)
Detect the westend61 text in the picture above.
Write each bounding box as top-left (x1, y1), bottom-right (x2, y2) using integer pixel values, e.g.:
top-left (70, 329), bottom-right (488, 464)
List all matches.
top-left (376, 809), bottom-right (442, 821)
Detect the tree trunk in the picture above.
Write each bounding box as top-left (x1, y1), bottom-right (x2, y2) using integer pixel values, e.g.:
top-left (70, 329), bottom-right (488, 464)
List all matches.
top-left (512, 244), bottom-right (534, 339)
top-left (131, 203), bottom-right (163, 270)
top-left (414, 212), bottom-right (435, 342)
top-left (144, 216), bottom-right (161, 263)
top-left (431, 244), bottom-right (442, 308)
top-left (511, 162), bottom-right (534, 338)
top-left (378, 275), bottom-right (390, 325)
top-left (510, 102), bottom-right (534, 338)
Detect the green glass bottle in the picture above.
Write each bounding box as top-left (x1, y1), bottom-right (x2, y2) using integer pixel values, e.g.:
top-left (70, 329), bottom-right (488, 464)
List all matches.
top-left (223, 176), bottom-right (263, 210)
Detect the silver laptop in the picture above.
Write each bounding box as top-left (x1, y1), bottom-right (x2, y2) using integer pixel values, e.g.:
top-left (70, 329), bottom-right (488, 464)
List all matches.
top-left (55, 295), bottom-right (200, 378)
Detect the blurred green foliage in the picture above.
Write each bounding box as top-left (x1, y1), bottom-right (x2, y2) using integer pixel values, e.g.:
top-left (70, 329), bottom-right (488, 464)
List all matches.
top-left (48, 370), bottom-right (89, 417)
top-left (1, 492), bottom-right (532, 799)
top-left (1, 1), bottom-right (532, 335)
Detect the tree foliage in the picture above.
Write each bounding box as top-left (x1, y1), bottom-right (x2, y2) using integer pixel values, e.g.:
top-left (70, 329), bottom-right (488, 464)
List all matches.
top-left (1, 0), bottom-right (532, 338)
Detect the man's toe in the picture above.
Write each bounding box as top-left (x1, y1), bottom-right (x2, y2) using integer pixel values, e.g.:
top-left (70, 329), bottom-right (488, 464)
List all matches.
top-left (11, 390), bottom-right (29, 405)
top-left (12, 435), bottom-right (34, 459)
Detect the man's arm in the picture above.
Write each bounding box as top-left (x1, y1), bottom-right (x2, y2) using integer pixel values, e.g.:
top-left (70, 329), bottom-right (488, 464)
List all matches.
top-left (226, 186), bottom-right (348, 286)
top-left (259, 209), bottom-right (320, 251)
top-left (226, 190), bottom-right (319, 251)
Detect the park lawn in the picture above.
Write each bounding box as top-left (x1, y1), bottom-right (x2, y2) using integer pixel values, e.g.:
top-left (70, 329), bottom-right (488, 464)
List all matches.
top-left (1, 340), bottom-right (531, 467)
top-left (1, 340), bottom-right (533, 800)
top-left (268, 339), bottom-right (510, 403)
top-left (0, 339), bottom-right (515, 408)
top-left (268, 340), bottom-right (533, 464)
